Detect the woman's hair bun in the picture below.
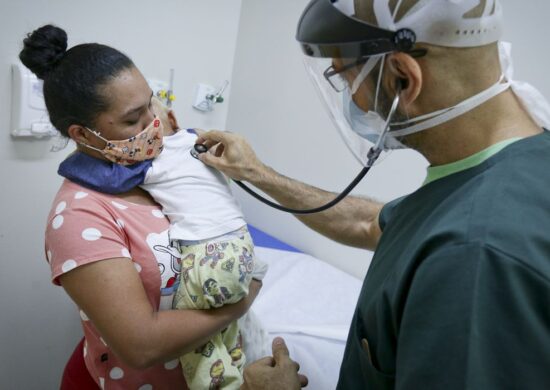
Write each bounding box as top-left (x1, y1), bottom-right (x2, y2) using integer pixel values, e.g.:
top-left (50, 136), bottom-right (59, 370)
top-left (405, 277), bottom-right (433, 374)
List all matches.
top-left (19, 24), bottom-right (68, 80)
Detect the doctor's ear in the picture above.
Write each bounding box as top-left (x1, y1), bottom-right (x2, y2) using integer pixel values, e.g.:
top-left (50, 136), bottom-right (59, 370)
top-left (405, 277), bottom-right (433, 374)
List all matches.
top-left (397, 78), bottom-right (408, 91)
top-left (385, 52), bottom-right (422, 106)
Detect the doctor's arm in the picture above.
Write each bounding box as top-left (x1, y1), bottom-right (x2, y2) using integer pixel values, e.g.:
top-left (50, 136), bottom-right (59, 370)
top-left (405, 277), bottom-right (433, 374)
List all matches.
top-left (195, 130), bottom-right (384, 251)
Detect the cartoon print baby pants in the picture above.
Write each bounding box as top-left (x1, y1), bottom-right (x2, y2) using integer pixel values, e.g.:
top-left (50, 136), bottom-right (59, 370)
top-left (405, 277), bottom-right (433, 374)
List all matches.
top-left (173, 229), bottom-right (256, 390)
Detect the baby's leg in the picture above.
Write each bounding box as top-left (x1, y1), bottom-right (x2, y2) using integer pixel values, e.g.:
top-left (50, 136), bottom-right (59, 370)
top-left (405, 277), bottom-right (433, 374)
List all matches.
top-left (172, 230), bottom-right (256, 389)
top-left (222, 322), bottom-right (245, 372)
top-left (180, 331), bottom-right (242, 390)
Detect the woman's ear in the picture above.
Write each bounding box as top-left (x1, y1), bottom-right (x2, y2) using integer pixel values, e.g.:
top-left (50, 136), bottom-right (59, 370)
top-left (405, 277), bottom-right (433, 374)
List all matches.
top-left (384, 51), bottom-right (423, 107)
top-left (67, 125), bottom-right (90, 145)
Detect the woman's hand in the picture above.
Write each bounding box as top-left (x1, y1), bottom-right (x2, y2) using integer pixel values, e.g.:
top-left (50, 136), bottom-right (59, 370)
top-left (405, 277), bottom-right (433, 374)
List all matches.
top-left (228, 278), bottom-right (262, 318)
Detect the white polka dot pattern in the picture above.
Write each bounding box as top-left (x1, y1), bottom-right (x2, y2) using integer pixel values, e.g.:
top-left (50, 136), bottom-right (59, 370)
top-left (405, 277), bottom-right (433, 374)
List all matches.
top-left (55, 201), bottom-right (67, 214)
top-left (52, 215), bottom-right (64, 229)
top-left (134, 262), bottom-right (142, 273)
top-left (61, 259), bottom-right (77, 273)
top-left (164, 359), bottom-right (179, 370)
top-left (47, 250), bottom-right (52, 263)
top-left (116, 219), bottom-right (125, 229)
top-left (111, 201), bottom-right (128, 210)
top-left (82, 228), bottom-right (102, 241)
top-left (138, 385), bottom-right (153, 390)
top-left (74, 191), bottom-right (88, 199)
top-left (151, 209), bottom-right (164, 219)
top-left (109, 367), bottom-right (124, 380)
top-left (99, 377), bottom-right (105, 389)
top-left (121, 248), bottom-right (131, 258)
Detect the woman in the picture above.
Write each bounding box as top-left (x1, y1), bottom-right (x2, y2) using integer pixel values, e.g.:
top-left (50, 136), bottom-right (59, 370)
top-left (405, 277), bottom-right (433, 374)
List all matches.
top-left (20, 24), bottom-right (260, 389)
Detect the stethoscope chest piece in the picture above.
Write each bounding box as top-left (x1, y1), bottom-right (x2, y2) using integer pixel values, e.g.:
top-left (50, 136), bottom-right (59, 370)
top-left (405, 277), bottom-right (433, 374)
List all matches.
top-left (190, 143), bottom-right (208, 159)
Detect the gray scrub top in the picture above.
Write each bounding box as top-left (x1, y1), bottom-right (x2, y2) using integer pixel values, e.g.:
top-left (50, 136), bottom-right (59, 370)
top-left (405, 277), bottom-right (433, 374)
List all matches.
top-left (337, 132), bottom-right (550, 389)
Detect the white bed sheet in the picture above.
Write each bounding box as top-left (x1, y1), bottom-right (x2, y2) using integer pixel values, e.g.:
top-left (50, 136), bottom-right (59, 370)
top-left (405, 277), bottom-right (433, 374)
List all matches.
top-left (251, 246), bottom-right (362, 390)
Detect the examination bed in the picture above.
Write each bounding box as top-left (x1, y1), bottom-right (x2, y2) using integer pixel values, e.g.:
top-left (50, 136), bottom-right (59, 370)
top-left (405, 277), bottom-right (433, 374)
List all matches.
top-left (247, 225), bottom-right (362, 390)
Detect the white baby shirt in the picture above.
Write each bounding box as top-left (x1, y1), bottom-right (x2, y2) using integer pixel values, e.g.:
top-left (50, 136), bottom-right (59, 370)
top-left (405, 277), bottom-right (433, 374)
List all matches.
top-left (141, 130), bottom-right (247, 241)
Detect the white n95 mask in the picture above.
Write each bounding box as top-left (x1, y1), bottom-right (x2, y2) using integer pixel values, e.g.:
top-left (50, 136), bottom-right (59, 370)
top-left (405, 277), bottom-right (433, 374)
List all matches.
top-left (341, 54), bottom-right (407, 150)
top-left (342, 88), bottom-right (405, 150)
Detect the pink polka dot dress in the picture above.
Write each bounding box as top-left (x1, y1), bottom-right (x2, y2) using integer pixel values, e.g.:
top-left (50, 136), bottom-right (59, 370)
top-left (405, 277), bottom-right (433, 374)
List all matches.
top-left (45, 180), bottom-right (188, 389)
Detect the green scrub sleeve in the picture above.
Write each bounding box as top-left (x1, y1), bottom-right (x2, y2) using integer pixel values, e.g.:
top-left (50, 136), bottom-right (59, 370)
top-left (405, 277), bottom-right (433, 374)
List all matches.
top-left (395, 243), bottom-right (550, 389)
top-left (378, 196), bottom-right (405, 231)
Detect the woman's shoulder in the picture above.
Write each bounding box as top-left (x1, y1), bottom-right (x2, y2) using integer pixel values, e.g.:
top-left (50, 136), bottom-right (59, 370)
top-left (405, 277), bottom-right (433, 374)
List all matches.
top-left (45, 181), bottom-right (127, 285)
top-left (52, 179), bottom-right (113, 205)
top-left (48, 179), bottom-right (133, 219)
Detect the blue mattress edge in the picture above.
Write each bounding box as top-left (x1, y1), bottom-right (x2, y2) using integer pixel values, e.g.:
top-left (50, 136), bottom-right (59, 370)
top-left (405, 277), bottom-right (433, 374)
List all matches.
top-left (247, 224), bottom-right (301, 253)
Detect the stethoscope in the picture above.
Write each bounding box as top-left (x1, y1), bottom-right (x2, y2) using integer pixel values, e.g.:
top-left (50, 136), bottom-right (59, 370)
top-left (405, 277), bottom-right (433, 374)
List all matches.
top-left (191, 92), bottom-right (401, 215)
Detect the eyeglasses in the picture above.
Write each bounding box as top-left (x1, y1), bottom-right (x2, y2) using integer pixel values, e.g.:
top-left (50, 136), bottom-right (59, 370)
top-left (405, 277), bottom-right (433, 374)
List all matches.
top-left (323, 49), bottom-right (428, 92)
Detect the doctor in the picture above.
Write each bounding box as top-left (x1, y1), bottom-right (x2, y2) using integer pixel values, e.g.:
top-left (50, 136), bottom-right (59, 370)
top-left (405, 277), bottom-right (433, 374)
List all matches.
top-left (199, 0), bottom-right (550, 389)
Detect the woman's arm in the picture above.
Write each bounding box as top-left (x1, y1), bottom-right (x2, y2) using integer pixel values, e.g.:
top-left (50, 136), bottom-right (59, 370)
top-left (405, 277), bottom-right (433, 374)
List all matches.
top-left (60, 257), bottom-right (260, 369)
top-left (196, 130), bottom-right (384, 250)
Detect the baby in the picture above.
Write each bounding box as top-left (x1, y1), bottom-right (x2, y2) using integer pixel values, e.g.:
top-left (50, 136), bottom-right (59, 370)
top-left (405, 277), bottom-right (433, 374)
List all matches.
top-left (60, 97), bottom-right (268, 389)
top-left (143, 98), bottom-right (269, 389)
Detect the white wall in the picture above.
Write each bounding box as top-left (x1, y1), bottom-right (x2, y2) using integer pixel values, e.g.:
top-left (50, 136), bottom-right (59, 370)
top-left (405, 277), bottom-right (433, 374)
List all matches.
top-left (228, 0), bottom-right (550, 279)
top-left (0, 1), bottom-right (242, 388)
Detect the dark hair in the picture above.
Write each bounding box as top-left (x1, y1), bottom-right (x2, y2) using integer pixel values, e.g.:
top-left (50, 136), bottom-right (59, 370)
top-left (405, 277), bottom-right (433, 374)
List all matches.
top-left (19, 24), bottom-right (135, 136)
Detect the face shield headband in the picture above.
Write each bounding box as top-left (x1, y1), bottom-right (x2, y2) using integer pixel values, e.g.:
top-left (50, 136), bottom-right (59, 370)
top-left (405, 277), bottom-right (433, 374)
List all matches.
top-left (296, 0), bottom-right (417, 59)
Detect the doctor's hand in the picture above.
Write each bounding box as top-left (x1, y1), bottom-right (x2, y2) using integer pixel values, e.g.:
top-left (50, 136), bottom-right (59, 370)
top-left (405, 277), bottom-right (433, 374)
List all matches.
top-left (241, 337), bottom-right (308, 390)
top-left (194, 130), bottom-right (266, 182)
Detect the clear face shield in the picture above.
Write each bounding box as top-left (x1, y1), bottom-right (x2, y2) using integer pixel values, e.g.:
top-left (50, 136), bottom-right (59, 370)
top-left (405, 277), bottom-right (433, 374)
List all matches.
top-left (303, 51), bottom-right (422, 166)
top-left (296, 0), bottom-right (420, 166)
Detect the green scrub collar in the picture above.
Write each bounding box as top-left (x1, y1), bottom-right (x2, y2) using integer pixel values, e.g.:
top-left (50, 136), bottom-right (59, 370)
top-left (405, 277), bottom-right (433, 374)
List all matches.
top-left (424, 138), bottom-right (522, 185)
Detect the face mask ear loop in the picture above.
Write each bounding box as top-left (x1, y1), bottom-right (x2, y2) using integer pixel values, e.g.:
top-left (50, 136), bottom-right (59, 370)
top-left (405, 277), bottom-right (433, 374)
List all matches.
top-left (392, 74), bottom-right (505, 126)
top-left (390, 75), bottom-right (510, 137)
top-left (351, 56), bottom-right (382, 95)
top-left (79, 127), bottom-right (109, 153)
top-left (373, 55), bottom-right (386, 112)
top-left (84, 127), bottom-right (110, 142)
top-left (79, 142), bottom-right (105, 154)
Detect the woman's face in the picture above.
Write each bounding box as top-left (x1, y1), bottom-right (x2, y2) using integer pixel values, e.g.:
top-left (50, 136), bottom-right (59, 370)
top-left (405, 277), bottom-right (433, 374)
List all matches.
top-left (92, 66), bottom-right (155, 142)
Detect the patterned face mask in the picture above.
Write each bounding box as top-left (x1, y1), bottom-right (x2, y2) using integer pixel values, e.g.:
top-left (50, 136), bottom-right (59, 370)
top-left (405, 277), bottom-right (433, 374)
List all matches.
top-left (80, 117), bottom-right (164, 165)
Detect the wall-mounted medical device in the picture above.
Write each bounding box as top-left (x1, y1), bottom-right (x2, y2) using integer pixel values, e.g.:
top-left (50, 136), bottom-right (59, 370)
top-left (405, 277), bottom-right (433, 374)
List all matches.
top-left (193, 80), bottom-right (229, 112)
top-left (10, 63), bottom-right (57, 138)
top-left (150, 69), bottom-right (176, 108)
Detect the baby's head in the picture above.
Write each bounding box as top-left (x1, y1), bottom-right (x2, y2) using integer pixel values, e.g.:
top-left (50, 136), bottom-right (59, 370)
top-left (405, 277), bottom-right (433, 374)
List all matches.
top-left (151, 96), bottom-right (178, 136)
